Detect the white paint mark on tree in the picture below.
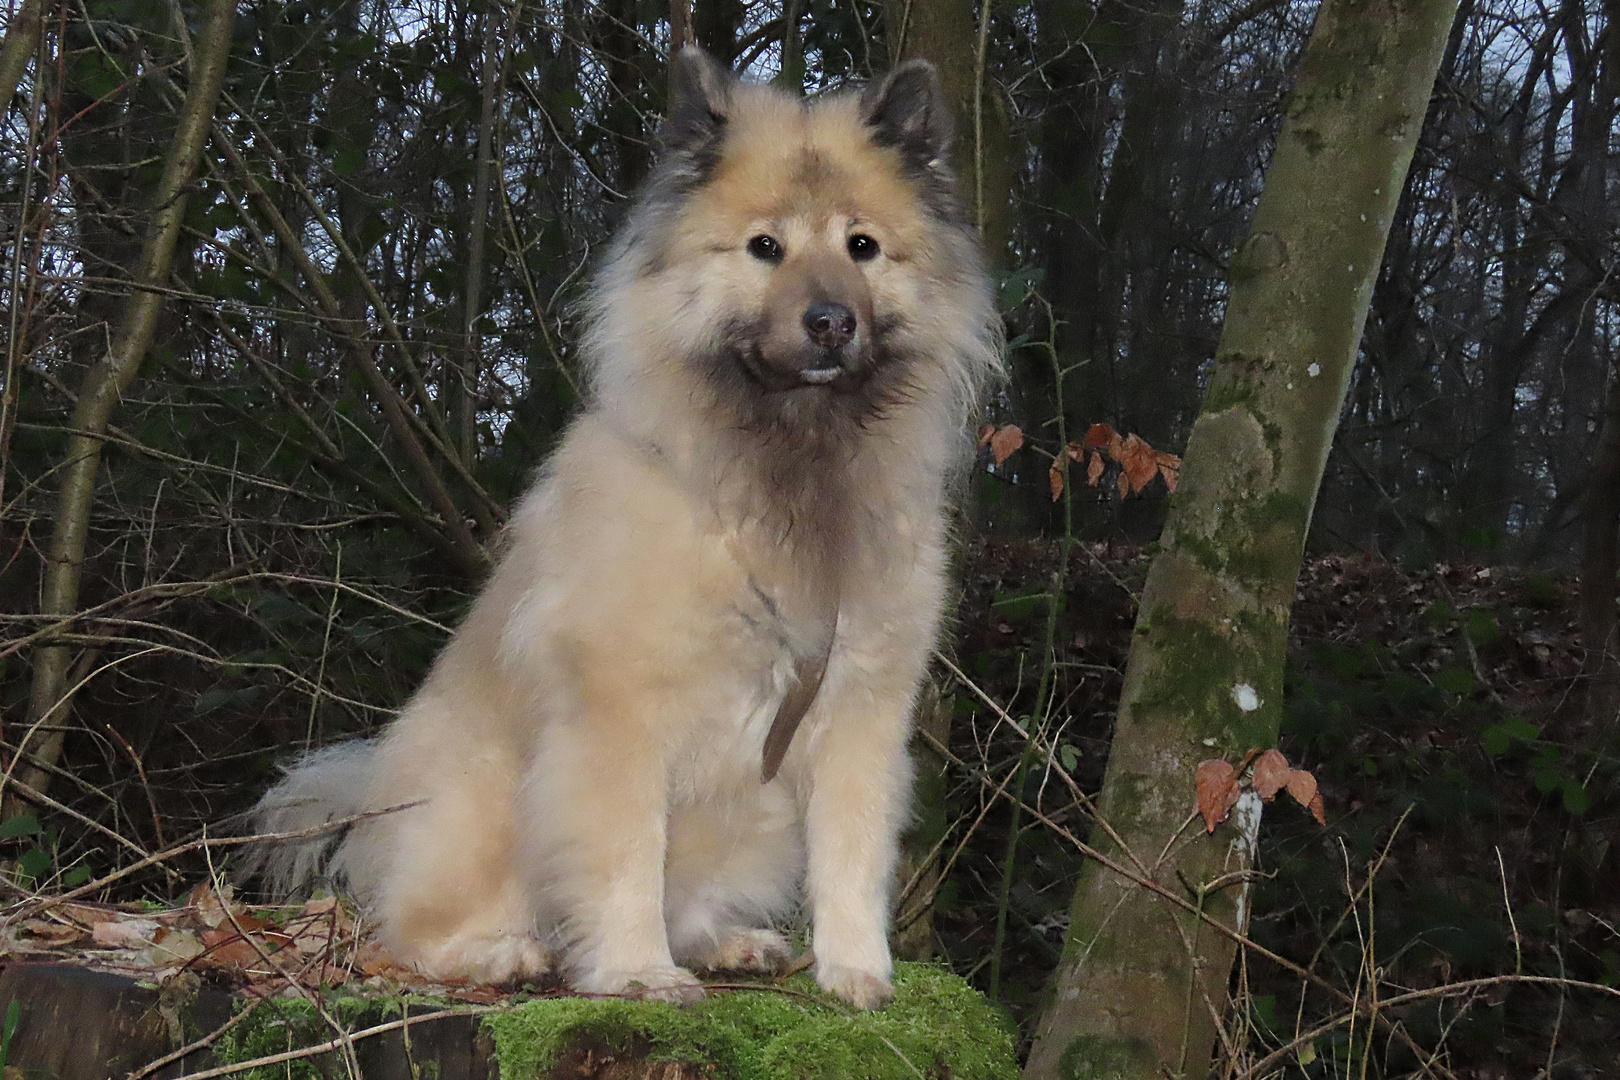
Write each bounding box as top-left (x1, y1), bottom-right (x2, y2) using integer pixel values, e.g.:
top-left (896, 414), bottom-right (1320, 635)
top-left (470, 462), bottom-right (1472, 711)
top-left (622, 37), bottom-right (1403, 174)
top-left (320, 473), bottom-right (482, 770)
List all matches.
top-left (1229, 789), bottom-right (1264, 930)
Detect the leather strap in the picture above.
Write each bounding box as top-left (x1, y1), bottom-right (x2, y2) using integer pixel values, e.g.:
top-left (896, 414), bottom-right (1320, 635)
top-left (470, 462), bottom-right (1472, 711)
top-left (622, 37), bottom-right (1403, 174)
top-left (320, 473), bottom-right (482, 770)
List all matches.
top-left (760, 625), bottom-right (834, 783)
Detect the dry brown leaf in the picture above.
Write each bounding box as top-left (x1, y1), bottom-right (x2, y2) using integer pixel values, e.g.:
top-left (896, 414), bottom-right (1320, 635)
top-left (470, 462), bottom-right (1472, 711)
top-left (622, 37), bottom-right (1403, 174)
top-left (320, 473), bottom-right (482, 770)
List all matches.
top-left (21, 918), bottom-right (86, 945)
top-left (1087, 451), bottom-right (1105, 487)
top-left (57, 902), bottom-right (118, 929)
top-left (1285, 768), bottom-right (1326, 824)
top-left (227, 911), bottom-right (276, 935)
top-left (1251, 748), bottom-right (1292, 801)
top-left (1116, 471), bottom-right (1129, 499)
top-left (989, 424), bottom-right (1024, 466)
top-left (354, 939), bottom-right (417, 980)
top-left (92, 917), bottom-right (160, 948)
top-left (1049, 462), bottom-right (1065, 501)
top-left (184, 882), bottom-right (245, 930)
top-left (1195, 759), bottom-right (1242, 833)
top-left (1159, 463), bottom-right (1179, 493)
top-left (976, 423), bottom-right (996, 449)
top-left (1066, 440), bottom-right (1085, 462)
top-left (1082, 422), bottom-right (1115, 450)
top-left (198, 928), bottom-right (267, 971)
top-left (145, 927), bottom-right (206, 967)
top-left (1118, 433), bottom-right (1160, 494)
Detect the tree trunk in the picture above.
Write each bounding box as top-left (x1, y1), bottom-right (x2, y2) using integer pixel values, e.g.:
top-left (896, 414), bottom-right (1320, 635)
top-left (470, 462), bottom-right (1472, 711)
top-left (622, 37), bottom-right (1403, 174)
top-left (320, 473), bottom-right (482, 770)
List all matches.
top-left (6, 0), bottom-right (234, 816)
top-left (458, 0), bottom-right (504, 468)
top-left (0, 0), bottom-right (43, 108)
top-left (692, 0), bottom-right (744, 62)
top-left (884, 0), bottom-right (1009, 262)
top-left (1022, 0), bottom-right (1459, 1075)
top-left (1582, 364), bottom-right (1620, 745)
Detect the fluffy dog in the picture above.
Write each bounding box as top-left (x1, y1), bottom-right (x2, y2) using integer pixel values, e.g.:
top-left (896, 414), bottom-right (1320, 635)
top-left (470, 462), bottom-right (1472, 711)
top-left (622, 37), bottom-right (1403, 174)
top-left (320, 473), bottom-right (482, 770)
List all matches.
top-left (251, 46), bottom-right (999, 1009)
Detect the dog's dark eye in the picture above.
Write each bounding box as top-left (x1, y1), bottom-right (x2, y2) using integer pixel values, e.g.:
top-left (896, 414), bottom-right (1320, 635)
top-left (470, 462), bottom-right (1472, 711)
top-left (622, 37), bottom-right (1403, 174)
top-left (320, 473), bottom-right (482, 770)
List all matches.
top-left (747, 235), bottom-right (783, 262)
top-left (847, 234), bottom-right (880, 262)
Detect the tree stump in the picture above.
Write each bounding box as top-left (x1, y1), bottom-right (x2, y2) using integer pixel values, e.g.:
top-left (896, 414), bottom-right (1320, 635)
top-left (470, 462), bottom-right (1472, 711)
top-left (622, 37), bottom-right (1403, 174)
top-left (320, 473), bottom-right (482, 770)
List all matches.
top-left (0, 963), bottom-right (495, 1080)
top-left (0, 960), bottom-right (1019, 1079)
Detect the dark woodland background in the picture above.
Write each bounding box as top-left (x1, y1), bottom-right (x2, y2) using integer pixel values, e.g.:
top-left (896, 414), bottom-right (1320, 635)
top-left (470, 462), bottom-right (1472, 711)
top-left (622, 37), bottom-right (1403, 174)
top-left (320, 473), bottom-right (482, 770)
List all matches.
top-left (1, 0), bottom-right (1618, 1076)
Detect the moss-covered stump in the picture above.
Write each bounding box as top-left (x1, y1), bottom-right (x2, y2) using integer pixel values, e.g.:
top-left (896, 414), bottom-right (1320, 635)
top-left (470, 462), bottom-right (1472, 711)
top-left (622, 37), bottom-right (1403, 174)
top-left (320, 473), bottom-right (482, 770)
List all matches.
top-left (0, 961), bottom-right (1015, 1080)
top-left (489, 965), bottom-right (1019, 1080)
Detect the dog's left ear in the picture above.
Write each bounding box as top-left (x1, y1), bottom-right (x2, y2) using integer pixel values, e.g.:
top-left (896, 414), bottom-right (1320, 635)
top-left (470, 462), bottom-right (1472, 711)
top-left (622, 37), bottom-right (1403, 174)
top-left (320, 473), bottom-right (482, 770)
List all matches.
top-left (860, 60), bottom-right (954, 169)
top-left (664, 45), bottom-right (735, 155)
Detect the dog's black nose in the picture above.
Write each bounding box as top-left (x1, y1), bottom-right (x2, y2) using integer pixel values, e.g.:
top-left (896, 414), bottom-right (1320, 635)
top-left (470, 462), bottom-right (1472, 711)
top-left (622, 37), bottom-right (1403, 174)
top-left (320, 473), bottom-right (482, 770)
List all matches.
top-left (803, 301), bottom-right (857, 349)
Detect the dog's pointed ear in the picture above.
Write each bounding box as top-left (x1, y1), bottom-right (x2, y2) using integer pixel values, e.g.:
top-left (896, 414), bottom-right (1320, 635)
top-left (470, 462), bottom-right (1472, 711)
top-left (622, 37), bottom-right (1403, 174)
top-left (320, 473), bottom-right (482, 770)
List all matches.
top-left (664, 45), bottom-right (735, 154)
top-left (860, 59), bottom-right (954, 168)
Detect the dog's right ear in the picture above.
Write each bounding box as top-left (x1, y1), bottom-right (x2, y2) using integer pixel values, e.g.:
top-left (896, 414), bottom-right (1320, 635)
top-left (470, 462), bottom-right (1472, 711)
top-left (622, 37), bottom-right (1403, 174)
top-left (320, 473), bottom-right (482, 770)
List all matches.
top-left (664, 45), bottom-right (734, 155)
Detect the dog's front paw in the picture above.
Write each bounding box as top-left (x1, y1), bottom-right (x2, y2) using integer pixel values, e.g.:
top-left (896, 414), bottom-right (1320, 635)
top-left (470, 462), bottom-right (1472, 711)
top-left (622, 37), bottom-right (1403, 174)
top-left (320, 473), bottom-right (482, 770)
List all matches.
top-left (409, 933), bottom-right (552, 985)
top-left (815, 960), bottom-right (894, 1009)
top-left (580, 965), bottom-right (706, 1004)
top-left (691, 928), bottom-right (793, 974)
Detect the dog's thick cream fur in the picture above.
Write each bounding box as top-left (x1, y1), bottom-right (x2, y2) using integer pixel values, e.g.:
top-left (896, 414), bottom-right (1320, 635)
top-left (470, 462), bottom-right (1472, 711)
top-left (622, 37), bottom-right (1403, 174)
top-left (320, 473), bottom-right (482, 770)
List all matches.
top-left (251, 47), bottom-right (999, 1009)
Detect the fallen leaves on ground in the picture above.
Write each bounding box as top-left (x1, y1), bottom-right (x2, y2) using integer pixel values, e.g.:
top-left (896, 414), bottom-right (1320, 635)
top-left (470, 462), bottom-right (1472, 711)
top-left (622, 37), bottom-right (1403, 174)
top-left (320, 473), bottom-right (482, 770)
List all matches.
top-left (4, 884), bottom-right (510, 1002)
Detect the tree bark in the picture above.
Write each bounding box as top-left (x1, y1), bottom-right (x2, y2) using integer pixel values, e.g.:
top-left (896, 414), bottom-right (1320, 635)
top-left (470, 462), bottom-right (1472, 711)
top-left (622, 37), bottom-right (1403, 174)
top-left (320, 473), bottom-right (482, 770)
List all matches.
top-left (1022, 0), bottom-right (1459, 1075)
top-left (458, 0), bottom-right (505, 468)
top-left (884, 0), bottom-right (1009, 262)
top-left (1582, 365), bottom-right (1620, 745)
top-left (6, 0), bottom-right (234, 816)
top-left (0, 0), bottom-right (43, 109)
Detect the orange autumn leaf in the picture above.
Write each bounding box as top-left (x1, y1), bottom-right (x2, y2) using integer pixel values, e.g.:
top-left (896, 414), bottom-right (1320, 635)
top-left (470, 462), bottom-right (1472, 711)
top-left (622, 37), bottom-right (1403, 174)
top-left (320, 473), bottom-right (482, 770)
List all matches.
top-left (198, 926), bottom-right (273, 971)
top-left (1159, 464), bottom-right (1179, 493)
top-left (1117, 433), bottom-right (1161, 494)
top-left (1066, 440), bottom-right (1086, 462)
top-left (1251, 748), bottom-right (1292, 801)
top-left (989, 424), bottom-right (1024, 466)
top-left (1081, 422), bottom-right (1116, 450)
top-left (1087, 451), bottom-right (1106, 487)
top-left (977, 423), bottom-right (996, 449)
top-left (1049, 461), bottom-right (1065, 501)
top-left (1116, 471), bottom-right (1129, 499)
top-left (1285, 768), bottom-right (1326, 824)
top-left (1195, 759), bottom-right (1243, 833)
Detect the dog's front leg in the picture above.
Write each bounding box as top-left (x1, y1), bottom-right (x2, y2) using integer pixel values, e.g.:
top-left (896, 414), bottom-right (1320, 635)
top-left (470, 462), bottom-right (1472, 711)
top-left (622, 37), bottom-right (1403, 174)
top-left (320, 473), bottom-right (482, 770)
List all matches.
top-left (804, 680), bottom-right (914, 1009)
top-left (527, 691), bottom-right (701, 1002)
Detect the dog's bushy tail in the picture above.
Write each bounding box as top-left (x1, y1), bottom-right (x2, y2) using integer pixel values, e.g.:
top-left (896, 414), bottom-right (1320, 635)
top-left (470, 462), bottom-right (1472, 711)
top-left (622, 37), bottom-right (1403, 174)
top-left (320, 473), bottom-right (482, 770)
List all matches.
top-left (242, 741), bottom-right (375, 898)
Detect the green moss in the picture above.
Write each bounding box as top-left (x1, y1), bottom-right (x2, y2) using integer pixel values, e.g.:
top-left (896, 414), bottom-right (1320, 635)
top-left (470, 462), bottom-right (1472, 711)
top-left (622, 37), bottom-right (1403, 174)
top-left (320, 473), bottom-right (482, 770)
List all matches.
top-left (1135, 607), bottom-right (1284, 749)
top-left (1057, 1033), bottom-right (1156, 1079)
top-left (1169, 527), bottom-right (1225, 576)
top-left (1199, 371), bottom-right (1257, 415)
top-left (488, 964), bottom-right (1019, 1080)
top-left (213, 989), bottom-right (468, 1080)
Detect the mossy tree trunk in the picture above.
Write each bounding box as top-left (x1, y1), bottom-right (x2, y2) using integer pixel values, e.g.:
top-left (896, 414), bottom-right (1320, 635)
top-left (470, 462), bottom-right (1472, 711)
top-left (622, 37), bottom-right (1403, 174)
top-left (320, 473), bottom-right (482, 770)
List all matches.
top-left (0, 0), bottom-right (44, 108)
top-left (1022, 0), bottom-right (1459, 1076)
top-left (6, 0), bottom-right (235, 817)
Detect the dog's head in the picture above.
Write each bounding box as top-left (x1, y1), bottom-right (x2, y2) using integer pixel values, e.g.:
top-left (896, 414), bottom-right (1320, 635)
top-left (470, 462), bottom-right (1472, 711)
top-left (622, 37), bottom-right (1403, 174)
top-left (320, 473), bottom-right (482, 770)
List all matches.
top-left (660, 48), bottom-right (956, 398)
top-left (588, 47), bottom-right (994, 438)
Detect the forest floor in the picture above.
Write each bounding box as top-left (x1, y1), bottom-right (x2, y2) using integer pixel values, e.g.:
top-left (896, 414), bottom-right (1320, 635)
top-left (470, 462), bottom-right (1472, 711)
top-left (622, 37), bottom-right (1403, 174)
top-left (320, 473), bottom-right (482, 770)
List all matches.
top-left (2, 544), bottom-right (1617, 1079)
top-left (942, 539), bottom-right (1619, 1079)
